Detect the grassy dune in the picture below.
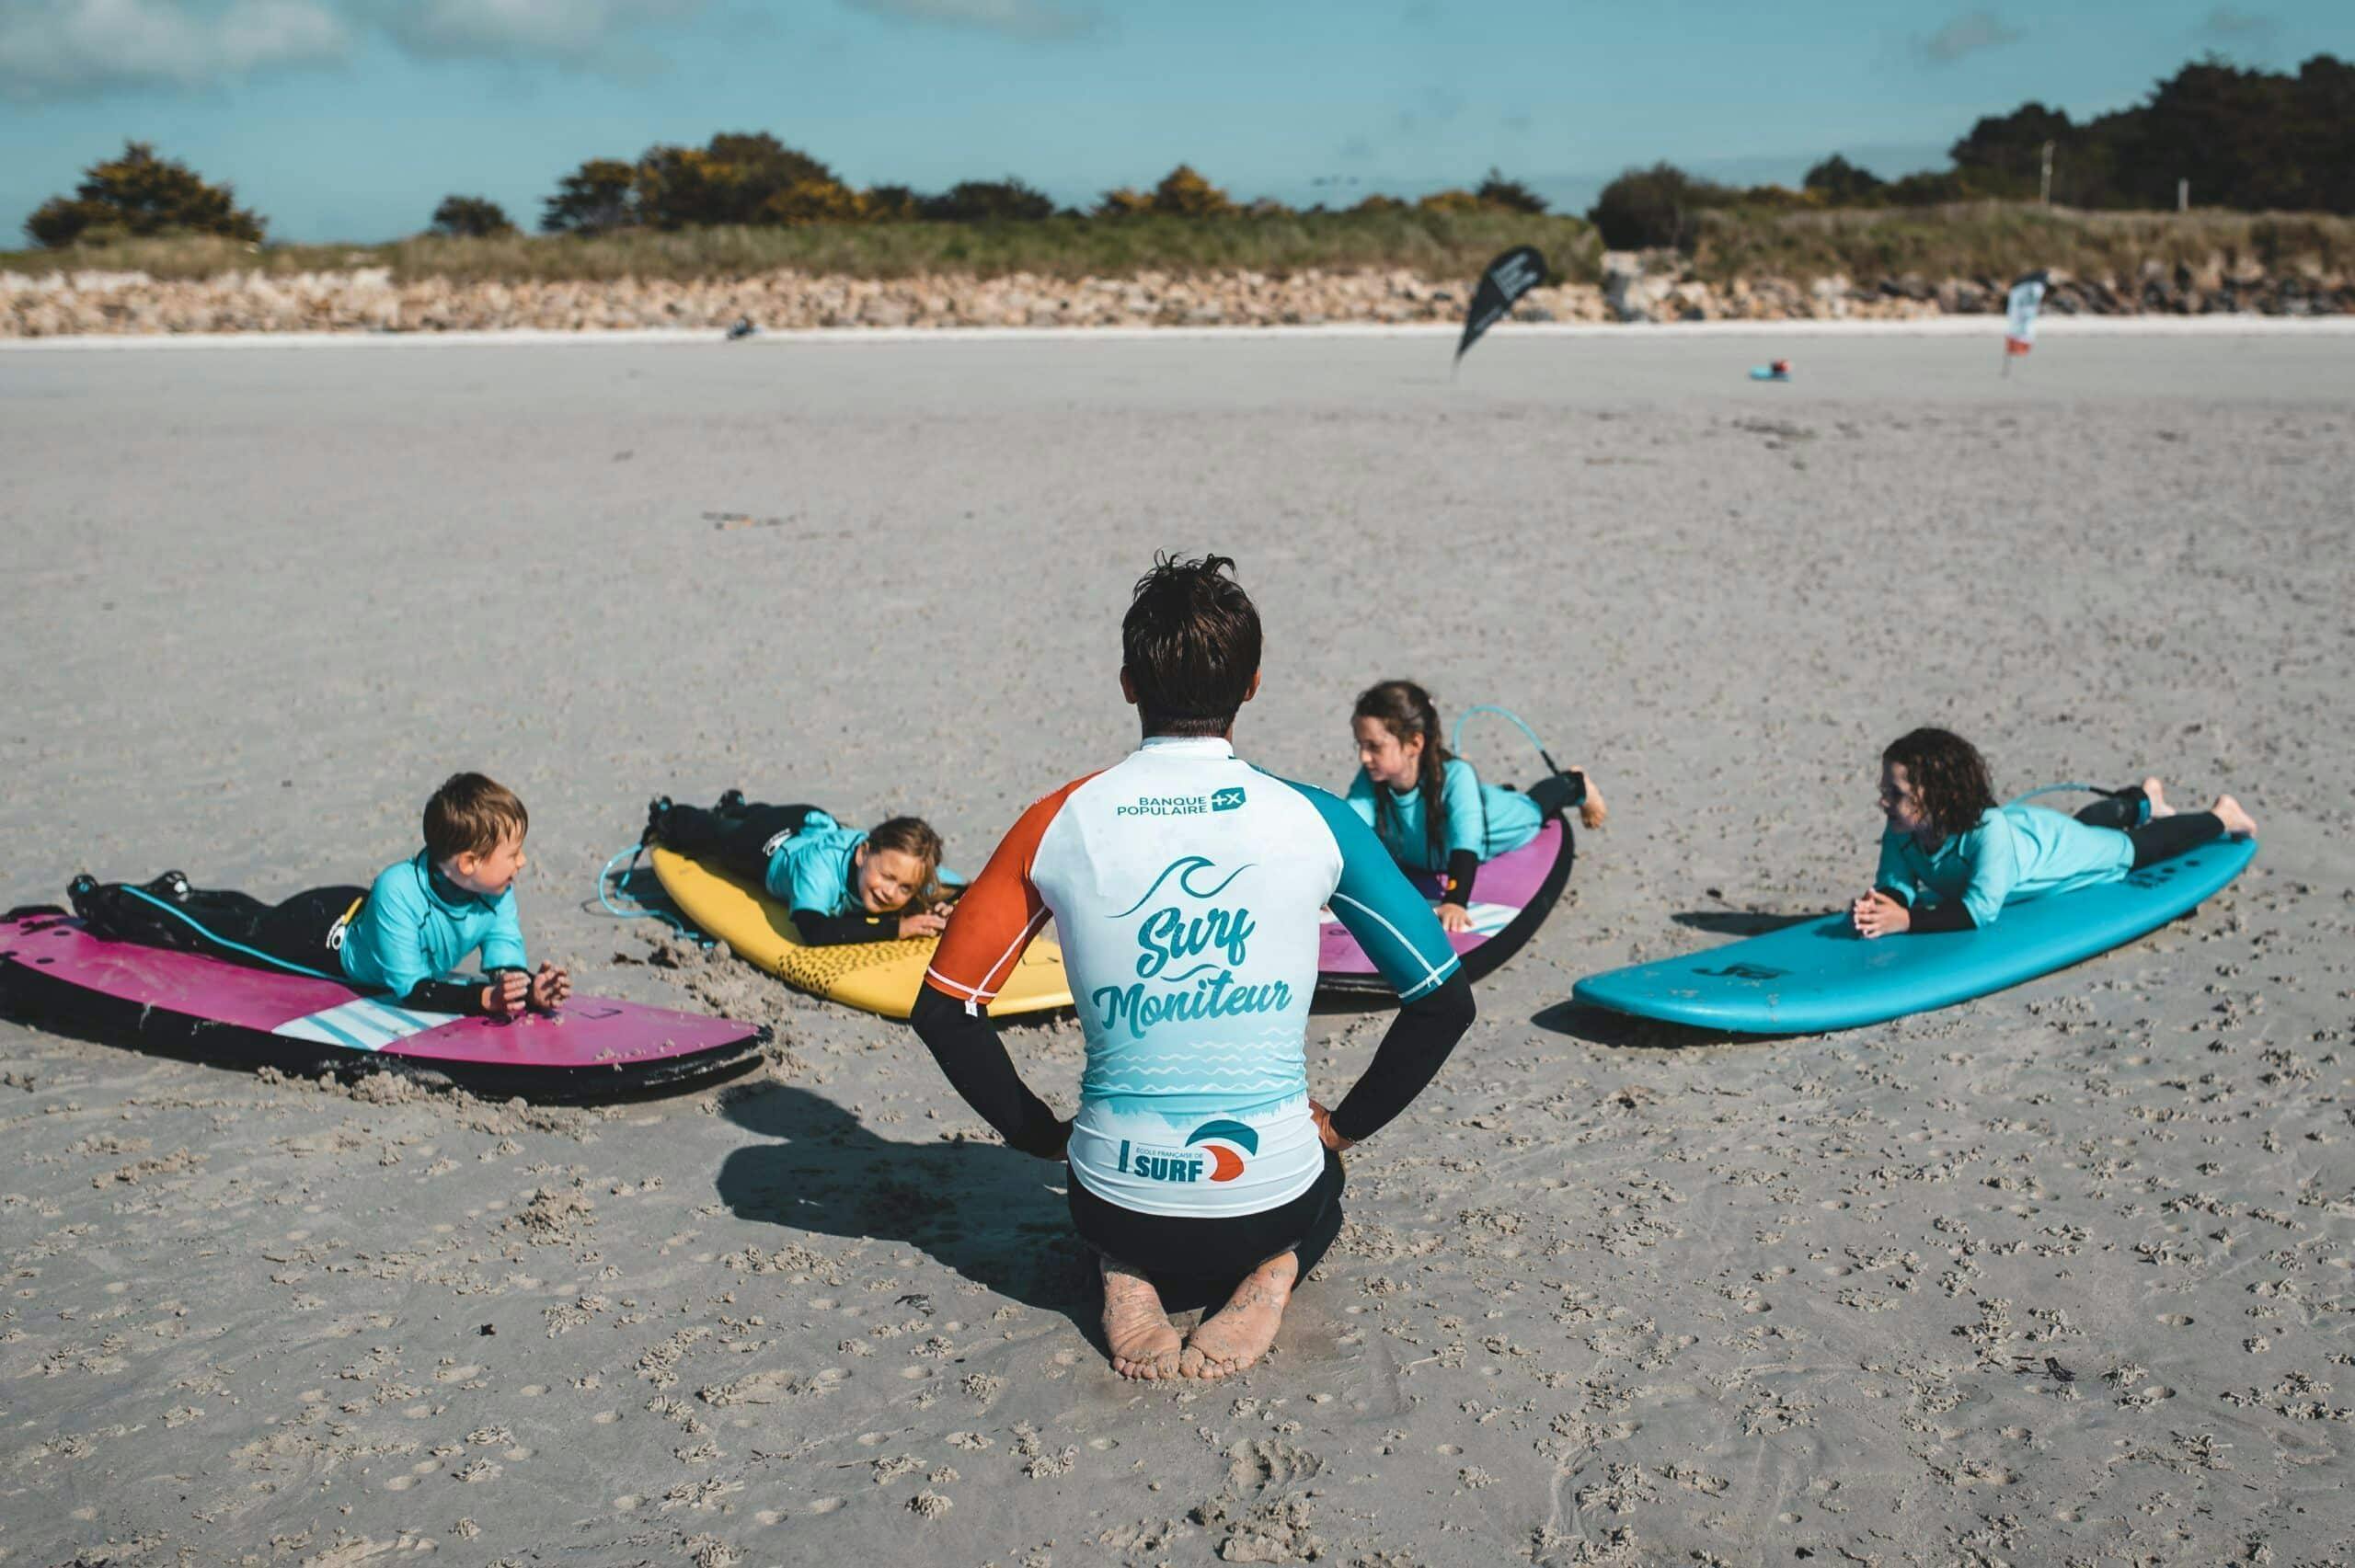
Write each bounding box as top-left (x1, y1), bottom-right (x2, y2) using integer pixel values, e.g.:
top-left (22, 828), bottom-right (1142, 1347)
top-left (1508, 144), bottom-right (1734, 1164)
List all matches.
top-left (0, 211), bottom-right (1604, 284)
top-left (6, 205), bottom-right (2349, 288)
top-left (1689, 203), bottom-right (2355, 285)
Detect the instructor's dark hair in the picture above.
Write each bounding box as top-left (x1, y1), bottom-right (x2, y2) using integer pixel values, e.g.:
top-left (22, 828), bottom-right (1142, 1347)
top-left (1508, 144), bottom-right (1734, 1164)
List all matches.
top-left (1353, 680), bottom-right (1453, 864)
top-left (1122, 553), bottom-right (1262, 738)
top-left (1881, 727), bottom-right (1998, 842)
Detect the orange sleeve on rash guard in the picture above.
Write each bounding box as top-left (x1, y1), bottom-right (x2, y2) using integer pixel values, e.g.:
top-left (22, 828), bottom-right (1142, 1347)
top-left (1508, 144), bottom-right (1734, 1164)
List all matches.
top-left (924, 773), bottom-right (1097, 1008)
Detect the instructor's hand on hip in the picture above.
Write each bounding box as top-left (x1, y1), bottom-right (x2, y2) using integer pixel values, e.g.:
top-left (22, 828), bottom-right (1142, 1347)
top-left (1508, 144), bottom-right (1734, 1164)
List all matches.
top-left (1310, 1099), bottom-right (1354, 1154)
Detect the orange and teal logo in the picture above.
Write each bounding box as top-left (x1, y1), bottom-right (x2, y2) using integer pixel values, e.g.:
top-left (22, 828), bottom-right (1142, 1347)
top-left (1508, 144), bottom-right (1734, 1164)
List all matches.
top-left (1185, 1118), bottom-right (1257, 1182)
top-left (1115, 1118), bottom-right (1258, 1185)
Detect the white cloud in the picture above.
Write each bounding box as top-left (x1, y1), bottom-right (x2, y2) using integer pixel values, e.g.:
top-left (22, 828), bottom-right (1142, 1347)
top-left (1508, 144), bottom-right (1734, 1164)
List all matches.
top-left (356, 0), bottom-right (706, 66)
top-left (1920, 9), bottom-right (2022, 64)
top-left (0, 0), bottom-right (714, 97)
top-left (2201, 6), bottom-right (2275, 41)
top-left (0, 0), bottom-right (347, 100)
top-left (839, 0), bottom-right (1098, 40)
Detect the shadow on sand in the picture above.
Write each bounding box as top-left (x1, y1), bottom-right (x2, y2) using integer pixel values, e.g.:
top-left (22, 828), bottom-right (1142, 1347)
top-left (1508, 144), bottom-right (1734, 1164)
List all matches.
top-left (1668, 908), bottom-right (1827, 938)
top-left (1529, 998), bottom-right (1801, 1050)
top-left (716, 1082), bottom-right (1095, 1322)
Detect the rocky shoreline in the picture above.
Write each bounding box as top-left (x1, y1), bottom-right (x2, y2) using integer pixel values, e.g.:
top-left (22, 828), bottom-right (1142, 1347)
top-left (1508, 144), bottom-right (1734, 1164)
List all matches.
top-left (6, 252), bottom-right (2349, 337)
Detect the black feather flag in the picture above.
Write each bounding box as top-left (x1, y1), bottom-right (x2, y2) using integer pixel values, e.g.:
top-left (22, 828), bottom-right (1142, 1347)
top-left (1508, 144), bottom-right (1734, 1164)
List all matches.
top-left (1455, 245), bottom-right (1547, 365)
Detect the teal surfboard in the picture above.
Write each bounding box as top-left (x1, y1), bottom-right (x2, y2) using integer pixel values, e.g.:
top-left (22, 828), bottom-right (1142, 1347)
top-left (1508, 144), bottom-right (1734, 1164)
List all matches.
top-left (1572, 838), bottom-right (2256, 1034)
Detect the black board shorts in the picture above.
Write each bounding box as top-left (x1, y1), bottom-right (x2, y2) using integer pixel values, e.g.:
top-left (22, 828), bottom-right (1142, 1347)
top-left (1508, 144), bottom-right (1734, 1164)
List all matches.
top-left (1068, 1147), bottom-right (1346, 1294)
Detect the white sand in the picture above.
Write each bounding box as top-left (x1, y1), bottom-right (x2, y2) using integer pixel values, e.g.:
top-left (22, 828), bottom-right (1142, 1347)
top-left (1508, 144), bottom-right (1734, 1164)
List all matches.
top-left (2, 331), bottom-right (2351, 1565)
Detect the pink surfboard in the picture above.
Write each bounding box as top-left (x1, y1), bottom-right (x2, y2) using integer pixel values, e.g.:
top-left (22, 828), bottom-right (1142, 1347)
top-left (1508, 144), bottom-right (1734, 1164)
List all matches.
top-left (1316, 816), bottom-right (1575, 995)
top-left (0, 911), bottom-right (765, 1100)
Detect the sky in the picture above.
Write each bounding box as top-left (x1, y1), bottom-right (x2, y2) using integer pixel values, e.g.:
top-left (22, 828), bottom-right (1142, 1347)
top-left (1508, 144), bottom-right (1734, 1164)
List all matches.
top-left (2, 0), bottom-right (2348, 245)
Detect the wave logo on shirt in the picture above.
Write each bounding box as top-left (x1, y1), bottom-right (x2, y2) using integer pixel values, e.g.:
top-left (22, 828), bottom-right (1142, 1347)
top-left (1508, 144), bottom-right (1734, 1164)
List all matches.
top-left (1091, 856), bottom-right (1293, 1042)
top-left (1114, 1119), bottom-right (1258, 1185)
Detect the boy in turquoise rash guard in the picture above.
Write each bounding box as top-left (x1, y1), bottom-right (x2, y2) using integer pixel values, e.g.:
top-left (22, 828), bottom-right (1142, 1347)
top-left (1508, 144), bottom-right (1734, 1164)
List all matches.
top-left (70, 773), bottom-right (569, 1017)
top-left (644, 795), bottom-right (950, 945)
top-left (1347, 680), bottom-right (1607, 933)
top-left (1852, 727), bottom-right (2257, 937)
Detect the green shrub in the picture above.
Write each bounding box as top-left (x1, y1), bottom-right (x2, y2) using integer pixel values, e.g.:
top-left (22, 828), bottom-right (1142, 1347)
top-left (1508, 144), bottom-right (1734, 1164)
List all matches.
top-left (429, 196), bottom-right (515, 238)
top-left (24, 142), bottom-right (264, 248)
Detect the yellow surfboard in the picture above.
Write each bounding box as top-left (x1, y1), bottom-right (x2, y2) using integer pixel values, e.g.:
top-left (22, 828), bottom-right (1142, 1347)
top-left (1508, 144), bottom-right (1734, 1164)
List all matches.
top-left (648, 846), bottom-right (1073, 1021)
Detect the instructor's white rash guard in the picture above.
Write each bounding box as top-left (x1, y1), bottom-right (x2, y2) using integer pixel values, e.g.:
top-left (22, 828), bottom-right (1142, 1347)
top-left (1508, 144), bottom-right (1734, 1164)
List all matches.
top-left (923, 737), bottom-right (1464, 1219)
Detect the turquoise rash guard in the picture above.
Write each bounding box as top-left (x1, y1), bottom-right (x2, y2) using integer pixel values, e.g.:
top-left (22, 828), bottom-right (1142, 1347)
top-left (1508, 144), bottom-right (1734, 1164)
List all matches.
top-left (1875, 804), bottom-right (2136, 929)
top-left (1346, 757), bottom-right (1545, 872)
top-left (339, 851), bottom-right (527, 999)
top-left (757, 808), bottom-right (870, 916)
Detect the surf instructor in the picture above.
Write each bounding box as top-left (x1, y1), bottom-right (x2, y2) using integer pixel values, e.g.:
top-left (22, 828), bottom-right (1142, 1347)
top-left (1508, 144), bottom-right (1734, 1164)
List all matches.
top-left (911, 554), bottom-right (1476, 1380)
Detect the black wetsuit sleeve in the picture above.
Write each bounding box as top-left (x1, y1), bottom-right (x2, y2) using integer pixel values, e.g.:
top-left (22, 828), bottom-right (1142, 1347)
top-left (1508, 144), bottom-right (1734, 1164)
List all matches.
top-left (791, 908), bottom-right (902, 946)
top-left (399, 978), bottom-right (494, 1015)
top-left (1904, 900), bottom-right (1975, 934)
top-left (1329, 970), bottom-right (1476, 1144)
top-left (1442, 849), bottom-right (1479, 907)
top-left (908, 985), bottom-right (1070, 1159)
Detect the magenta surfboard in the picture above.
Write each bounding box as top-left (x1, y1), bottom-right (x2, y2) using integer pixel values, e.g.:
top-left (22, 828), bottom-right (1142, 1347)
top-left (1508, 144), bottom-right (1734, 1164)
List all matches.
top-left (0, 911), bottom-right (765, 1100)
top-left (1316, 814), bottom-right (1575, 996)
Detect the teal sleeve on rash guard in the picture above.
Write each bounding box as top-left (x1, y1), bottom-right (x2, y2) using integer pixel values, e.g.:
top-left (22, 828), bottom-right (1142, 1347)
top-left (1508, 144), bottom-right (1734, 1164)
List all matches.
top-left (1957, 815), bottom-right (2020, 928)
top-left (1872, 830), bottom-right (1917, 905)
top-left (1292, 781), bottom-right (1462, 1001)
top-left (478, 888), bottom-right (528, 972)
top-left (1439, 757), bottom-right (1488, 858)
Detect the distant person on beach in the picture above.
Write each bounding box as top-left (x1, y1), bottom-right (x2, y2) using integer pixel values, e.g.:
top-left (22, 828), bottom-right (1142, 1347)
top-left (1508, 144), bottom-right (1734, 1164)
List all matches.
top-left (644, 796), bottom-right (952, 944)
top-left (1852, 727), bottom-right (2257, 938)
top-left (911, 555), bottom-right (1476, 1380)
top-left (71, 772), bottom-right (570, 1016)
top-left (1346, 679), bottom-right (1606, 932)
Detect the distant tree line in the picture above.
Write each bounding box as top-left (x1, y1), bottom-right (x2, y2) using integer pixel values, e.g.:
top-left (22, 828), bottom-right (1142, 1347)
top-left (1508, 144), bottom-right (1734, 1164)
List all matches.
top-left (19, 54), bottom-right (2347, 251)
top-left (1589, 53), bottom-right (2353, 248)
top-left (530, 131), bottom-right (1548, 234)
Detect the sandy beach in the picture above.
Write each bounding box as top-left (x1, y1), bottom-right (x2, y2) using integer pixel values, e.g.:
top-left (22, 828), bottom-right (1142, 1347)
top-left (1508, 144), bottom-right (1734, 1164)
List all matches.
top-left (3, 329), bottom-right (2351, 1566)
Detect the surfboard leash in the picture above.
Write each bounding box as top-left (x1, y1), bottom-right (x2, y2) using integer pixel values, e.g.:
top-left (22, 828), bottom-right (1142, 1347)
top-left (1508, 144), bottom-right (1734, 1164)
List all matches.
top-left (596, 843), bottom-right (715, 948)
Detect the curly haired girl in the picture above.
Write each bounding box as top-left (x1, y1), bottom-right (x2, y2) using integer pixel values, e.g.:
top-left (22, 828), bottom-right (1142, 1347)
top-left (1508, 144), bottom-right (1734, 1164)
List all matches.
top-left (1852, 727), bottom-right (2256, 938)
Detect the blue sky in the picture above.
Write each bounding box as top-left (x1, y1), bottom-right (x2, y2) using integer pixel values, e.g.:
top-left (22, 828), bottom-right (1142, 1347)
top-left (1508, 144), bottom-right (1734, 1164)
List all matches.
top-left (3, 0), bottom-right (2347, 245)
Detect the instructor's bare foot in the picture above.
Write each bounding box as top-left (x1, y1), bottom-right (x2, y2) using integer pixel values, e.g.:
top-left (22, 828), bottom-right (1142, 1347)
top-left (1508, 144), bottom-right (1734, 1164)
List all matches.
top-left (2212, 795), bottom-right (2257, 838)
top-left (2142, 777), bottom-right (2175, 818)
top-left (1181, 1251), bottom-right (1298, 1381)
top-left (1100, 1258), bottom-right (1182, 1380)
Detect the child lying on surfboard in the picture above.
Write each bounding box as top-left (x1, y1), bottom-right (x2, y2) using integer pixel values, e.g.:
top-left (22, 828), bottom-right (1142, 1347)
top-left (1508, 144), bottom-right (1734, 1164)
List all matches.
top-left (643, 794), bottom-right (952, 945)
top-left (1853, 727), bottom-right (2257, 938)
top-left (70, 772), bottom-right (571, 1016)
top-left (1346, 680), bottom-right (1606, 933)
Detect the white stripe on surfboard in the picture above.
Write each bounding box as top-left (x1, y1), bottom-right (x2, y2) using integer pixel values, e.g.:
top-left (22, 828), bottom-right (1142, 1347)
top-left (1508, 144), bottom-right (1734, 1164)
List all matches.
top-left (272, 998), bottom-right (457, 1051)
top-left (1319, 899), bottom-right (1515, 934)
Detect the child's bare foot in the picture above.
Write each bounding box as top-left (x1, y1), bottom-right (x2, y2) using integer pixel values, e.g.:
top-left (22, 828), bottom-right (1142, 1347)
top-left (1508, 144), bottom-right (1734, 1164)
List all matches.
top-left (2212, 795), bottom-right (2257, 838)
top-left (2142, 777), bottom-right (2175, 818)
top-left (1180, 1251), bottom-right (1298, 1380)
top-left (1100, 1258), bottom-right (1182, 1380)
top-left (1580, 780), bottom-right (1608, 831)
